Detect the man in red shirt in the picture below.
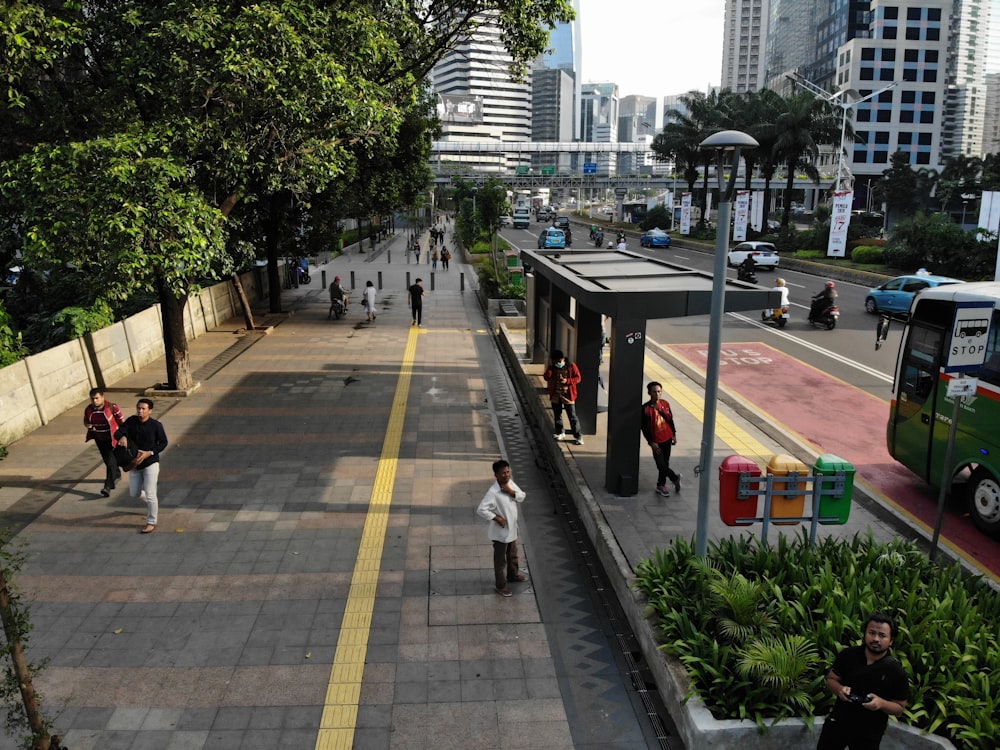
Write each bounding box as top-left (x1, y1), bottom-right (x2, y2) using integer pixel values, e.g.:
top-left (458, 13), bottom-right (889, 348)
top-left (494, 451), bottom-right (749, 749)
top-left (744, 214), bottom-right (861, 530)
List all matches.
top-left (84, 387), bottom-right (125, 497)
top-left (640, 381), bottom-right (682, 497)
top-left (543, 350), bottom-right (583, 445)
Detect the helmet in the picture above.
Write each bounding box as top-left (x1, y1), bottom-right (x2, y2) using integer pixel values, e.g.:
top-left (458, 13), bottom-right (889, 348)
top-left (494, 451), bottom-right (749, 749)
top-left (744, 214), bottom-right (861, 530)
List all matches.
top-left (775, 278), bottom-right (785, 287)
top-left (334, 276), bottom-right (341, 282)
top-left (825, 280), bottom-right (835, 288)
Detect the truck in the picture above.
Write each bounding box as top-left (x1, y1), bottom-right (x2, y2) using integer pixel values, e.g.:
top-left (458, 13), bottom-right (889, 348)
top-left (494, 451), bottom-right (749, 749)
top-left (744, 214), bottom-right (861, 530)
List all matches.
top-left (513, 206), bottom-right (531, 228)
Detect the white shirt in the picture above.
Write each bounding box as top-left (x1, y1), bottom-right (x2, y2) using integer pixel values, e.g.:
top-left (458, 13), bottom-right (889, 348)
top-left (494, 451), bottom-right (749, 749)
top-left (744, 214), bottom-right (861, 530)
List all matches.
top-left (476, 479), bottom-right (526, 543)
top-left (774, 286), bottom-right (790, 306)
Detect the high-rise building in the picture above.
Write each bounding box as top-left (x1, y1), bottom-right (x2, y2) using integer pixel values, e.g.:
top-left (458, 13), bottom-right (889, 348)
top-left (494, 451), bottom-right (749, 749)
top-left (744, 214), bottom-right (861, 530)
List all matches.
top-left (765, 0), bottom-right (820, 88)
top-left (537, 3), bottom-right (583, 142)
top-left (721, 0), bottom-right (770, 92)
top-left (581, 83), bottom-right (619, 173)
top-left (940, 0), bottom-right (989, 159)
top-left (985, 73), bottom-right (1000, 156)
top-left (810, 2), bottom-right (874, 88)
top-left (618, 95), bottom-right (657, 173)
top-left (531, 67), bottom-right (576, 171)
top-left (430, 15), bottom-right (532, 172)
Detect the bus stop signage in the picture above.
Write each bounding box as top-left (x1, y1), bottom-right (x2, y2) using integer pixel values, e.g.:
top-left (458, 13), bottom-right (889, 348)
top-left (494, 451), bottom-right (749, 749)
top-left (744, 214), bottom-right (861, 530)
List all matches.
top-left (946, 302), bottom-right (993, 372)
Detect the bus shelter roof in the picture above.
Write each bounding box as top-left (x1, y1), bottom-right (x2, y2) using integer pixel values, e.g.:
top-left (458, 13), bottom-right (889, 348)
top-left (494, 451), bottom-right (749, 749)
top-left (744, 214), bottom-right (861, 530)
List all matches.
top-left (520, 248), bottom-right (779, 319)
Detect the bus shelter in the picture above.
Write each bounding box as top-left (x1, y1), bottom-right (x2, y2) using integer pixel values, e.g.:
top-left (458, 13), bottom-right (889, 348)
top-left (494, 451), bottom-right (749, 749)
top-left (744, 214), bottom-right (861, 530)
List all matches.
top-left (521, 247), bottom-right (780, 496)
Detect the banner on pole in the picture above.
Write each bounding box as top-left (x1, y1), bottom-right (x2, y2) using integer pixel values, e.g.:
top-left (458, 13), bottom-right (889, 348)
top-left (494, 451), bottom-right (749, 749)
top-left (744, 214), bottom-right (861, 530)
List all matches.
top-left (733, 191), bottom-right (750, 242)
top-left (828, 190), bottom-right (853, 257)
top-left (751, 190), bottom-right (765, 231)
top-left (681, 193), bottom-right (692, 235)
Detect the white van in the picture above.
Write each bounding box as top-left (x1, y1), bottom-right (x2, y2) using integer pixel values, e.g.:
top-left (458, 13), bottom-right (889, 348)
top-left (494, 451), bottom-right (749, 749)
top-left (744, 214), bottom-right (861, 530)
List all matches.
top-left (513, 207), bottom-right (531, 228)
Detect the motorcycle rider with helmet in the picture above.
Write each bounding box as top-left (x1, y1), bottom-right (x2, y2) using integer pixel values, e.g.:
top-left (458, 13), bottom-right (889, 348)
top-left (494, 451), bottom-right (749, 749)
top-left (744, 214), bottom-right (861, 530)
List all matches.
top-left (737, 255), bottom-right (757, 283)
top-left (764, 277), bottom-right (790, 319)
top-left (809, 280), bottom-right (838, 321)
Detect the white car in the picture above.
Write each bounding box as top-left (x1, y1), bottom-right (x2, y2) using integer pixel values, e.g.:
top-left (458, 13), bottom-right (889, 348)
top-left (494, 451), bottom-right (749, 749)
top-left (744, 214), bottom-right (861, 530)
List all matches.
top-left (727, 241), bottom-right (779, 269)
top-left (601, 206), bottom-right (614, 215)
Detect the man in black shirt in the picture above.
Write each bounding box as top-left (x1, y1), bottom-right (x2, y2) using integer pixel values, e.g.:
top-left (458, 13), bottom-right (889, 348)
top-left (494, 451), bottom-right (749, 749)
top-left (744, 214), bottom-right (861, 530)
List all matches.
top-left (408, 278), bottom-right (425, 327)
top-left (114, 399), bottom-right (169, 534)
top-left (817, 612), bottom-right (910, 749)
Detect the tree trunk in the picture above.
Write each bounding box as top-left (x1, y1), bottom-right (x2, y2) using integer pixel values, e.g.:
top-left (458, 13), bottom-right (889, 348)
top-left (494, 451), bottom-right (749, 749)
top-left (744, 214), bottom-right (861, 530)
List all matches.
top-left (264, 198), bottom-right (283, 314)
top-left (782, 162), bottom-right (796, 227)
top-left (231, 274), bottom-right (255, 330)
top-left (158, 277), bottom-right (192, 390)
top-left (0, 568), bottom-right (51, 750)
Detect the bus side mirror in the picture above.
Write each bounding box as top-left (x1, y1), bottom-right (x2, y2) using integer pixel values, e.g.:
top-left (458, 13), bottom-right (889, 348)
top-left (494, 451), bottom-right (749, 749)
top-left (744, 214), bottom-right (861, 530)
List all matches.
top-left (875, 314), bottom-right (891, 351)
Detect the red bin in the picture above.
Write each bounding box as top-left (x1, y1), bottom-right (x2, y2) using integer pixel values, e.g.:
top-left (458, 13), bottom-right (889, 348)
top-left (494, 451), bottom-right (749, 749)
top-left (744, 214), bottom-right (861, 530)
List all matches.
top-left (719, 455), bottom-right (761, 526)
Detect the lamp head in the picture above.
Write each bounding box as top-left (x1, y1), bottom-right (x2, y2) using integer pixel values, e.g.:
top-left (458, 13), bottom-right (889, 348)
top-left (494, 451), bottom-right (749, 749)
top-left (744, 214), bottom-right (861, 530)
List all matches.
top-left (699, 130), bottom-right (759, 152)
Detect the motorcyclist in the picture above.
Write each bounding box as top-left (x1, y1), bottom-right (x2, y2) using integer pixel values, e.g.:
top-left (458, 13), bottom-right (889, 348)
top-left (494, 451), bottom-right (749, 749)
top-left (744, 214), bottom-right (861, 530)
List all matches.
top-left (589, 224), bottom-right (598, 240)
top-left (328, 275), bottom-right (350, 319)
top-left (738, 255), bottom-right (757, 282)
top-left (595, 229), bottom-right (604, 247)
top-left (810, 280), bottom-right (838, 321)
top-left (764, 277), bottom-right (790, 319)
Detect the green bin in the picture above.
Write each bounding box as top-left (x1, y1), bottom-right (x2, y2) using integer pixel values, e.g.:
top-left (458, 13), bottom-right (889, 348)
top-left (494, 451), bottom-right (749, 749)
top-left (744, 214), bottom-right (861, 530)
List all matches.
top-left (506, 251), bottom-right (520, 269)
top-left (814, 453), bottom-right (855, 525)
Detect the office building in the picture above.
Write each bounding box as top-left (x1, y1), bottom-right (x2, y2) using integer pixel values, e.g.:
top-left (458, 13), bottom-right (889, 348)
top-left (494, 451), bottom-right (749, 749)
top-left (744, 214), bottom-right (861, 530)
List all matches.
top-left (940, 0), bottom-right (989, 159)
top-left (531, 67), bottom-right (576, 171)
top-left (581, 82), bottom-right (619, 173)
top-left (765, 0), bottom-right (820, 88)
top-left (618, 95), bottom-right (657, 173)
top-left (721, 0), bottom-right (770, 92)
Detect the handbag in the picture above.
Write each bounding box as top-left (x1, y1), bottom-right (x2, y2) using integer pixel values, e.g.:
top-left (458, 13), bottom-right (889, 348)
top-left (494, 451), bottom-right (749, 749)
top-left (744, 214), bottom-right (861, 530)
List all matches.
top-left (113, 441), bottom-right (139, 471)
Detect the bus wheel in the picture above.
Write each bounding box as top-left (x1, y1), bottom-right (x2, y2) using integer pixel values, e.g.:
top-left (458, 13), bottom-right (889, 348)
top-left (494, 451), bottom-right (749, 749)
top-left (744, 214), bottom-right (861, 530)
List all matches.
top-left (969, 467), bottom-right (1000, 536)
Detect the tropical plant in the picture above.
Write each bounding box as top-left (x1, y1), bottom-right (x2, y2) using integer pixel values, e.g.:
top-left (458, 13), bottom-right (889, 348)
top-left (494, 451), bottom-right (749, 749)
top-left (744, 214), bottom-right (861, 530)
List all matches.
top-left (773, 92), bottom-right (841, 227)
top-left (737, 635), bottom-right (822, 717)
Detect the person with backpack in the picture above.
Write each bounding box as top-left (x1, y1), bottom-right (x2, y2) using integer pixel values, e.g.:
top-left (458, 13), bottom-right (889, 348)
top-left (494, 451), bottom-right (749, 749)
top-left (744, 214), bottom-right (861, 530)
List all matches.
top-left (543, 350), bottom-right (583, 445)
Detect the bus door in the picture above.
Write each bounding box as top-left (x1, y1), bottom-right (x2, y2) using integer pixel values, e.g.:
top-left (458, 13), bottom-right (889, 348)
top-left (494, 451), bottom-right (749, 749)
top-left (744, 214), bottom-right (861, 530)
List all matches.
top-left (890, 322), bottom-right (947, 481)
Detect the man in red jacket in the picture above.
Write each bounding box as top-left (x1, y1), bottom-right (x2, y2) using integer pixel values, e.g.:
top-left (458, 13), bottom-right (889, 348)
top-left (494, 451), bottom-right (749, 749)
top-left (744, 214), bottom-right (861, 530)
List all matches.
top-left (543, 350), bottom-right (583, 445)
top-left (84, 387), bottom-right (125, 497)
top-left (640, 381), bottom-right (682, 497)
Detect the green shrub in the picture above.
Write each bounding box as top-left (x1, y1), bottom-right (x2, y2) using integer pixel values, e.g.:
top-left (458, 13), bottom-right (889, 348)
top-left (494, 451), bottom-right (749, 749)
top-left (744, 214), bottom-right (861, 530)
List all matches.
top-left (635, 532), bottom-right (1000, 746)
top-left (850, 245), bottom-right (885, 264)
top-left (792, 250), bottom-right (826, 261)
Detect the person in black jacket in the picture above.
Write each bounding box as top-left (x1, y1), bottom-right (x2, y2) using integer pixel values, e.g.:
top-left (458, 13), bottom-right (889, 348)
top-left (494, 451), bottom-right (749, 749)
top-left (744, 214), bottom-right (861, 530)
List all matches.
top-left (114, 398), bottom-right (168, 534)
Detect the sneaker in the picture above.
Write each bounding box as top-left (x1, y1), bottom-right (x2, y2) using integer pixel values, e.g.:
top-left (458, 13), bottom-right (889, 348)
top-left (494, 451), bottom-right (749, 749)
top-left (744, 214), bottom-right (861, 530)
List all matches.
top-left (511, 574), bottom-right (528, 582)
top-left (673, 473), bottom-right (683, 493)
top-left (553, 432), bottom-right (566, 441)
top-left (496, 587), bottom-right (513, 597)
top-left (573, 437), bottom-right (584, 445)
top-left (655, 485), bottom-right (671, 497)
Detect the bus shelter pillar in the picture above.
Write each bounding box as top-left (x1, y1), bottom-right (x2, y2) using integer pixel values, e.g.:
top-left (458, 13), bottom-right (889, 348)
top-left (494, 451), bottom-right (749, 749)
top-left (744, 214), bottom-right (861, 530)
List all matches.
top-left (574, 305), bottom-right (603, 435)
top-left (605, 316), bottom-right (647, 495)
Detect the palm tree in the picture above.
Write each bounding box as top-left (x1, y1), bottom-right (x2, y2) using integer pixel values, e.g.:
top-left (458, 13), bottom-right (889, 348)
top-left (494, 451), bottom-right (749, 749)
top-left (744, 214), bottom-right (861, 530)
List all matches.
top-left (772, 91), bottom-right (840, 226)
top-left (736, 89), bottom-right (784, 218)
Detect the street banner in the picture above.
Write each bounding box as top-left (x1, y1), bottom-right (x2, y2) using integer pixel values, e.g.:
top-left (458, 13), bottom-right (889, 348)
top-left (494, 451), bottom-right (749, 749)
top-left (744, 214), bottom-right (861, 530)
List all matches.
top-left (828, 190), bottom-right (853, 257)
top-left (680, 193), bottom-right (692, 235)
top-left (980, 191), bottom-right (1000, 235)
top-left (733, 191), bottom-right (750, 242)
top-left (751, 190), bottom-right (765, 231)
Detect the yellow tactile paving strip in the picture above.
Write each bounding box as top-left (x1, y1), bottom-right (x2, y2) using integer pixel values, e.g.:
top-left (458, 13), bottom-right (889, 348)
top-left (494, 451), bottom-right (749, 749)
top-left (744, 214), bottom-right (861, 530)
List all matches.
top-left (314, 327), bottom-right (418, 750)
top-left (644, 355), bottom-right (773, 463)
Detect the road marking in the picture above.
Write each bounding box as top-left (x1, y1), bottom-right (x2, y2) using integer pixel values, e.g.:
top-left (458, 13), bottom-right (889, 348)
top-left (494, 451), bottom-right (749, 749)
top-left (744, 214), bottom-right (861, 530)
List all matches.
top-left (314, 328), bottom-right (417, 750)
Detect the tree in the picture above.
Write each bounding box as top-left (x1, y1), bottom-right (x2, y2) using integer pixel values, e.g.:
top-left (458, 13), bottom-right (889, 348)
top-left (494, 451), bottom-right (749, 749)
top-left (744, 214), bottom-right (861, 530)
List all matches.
top-left (877, 150), bottom-right (925, 224)
top-left (772, 92), bottom-right (839, 227)
top-left (1, 0), bottom-right (574, 388)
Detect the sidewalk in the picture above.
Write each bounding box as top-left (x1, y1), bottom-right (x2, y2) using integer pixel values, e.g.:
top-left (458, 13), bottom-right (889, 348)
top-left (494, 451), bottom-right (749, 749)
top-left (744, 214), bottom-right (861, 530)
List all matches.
top-left (0, 223), bottom-right (906, 750)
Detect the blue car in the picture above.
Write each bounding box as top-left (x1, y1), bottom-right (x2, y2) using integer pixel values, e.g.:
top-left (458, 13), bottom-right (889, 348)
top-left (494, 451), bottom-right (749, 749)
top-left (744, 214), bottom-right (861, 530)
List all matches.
top-left (538, 227), bottom-right (566, 249)
top-left (640, 228), bottom-right (672, 248)
top-left (864, 274), bottom-right (964, 315)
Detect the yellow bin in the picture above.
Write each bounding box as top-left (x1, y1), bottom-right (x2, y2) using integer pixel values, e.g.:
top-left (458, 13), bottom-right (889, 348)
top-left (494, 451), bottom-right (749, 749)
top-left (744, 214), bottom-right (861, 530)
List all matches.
top-left (766, 454), bottom-right (807, 525)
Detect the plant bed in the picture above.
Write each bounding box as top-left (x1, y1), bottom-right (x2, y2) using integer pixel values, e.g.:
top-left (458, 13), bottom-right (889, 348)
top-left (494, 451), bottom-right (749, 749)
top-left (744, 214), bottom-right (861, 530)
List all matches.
top-left (635, 532), bottom-right (999, 749)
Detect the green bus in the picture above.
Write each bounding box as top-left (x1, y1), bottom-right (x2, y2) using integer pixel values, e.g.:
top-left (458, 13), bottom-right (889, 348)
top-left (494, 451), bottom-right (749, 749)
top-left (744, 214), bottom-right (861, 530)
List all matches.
top-left (887, 281), bottom-right (1000, 536)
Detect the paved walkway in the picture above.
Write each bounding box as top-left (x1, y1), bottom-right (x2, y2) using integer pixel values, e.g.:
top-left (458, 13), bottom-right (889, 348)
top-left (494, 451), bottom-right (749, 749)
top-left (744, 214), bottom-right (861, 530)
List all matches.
top-left (0, 224), bottom-right (908, 750)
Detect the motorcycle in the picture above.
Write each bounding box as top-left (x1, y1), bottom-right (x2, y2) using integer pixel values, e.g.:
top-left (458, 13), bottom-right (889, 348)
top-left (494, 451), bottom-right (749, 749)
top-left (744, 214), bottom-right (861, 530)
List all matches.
top-left (761, 306), bottom-right (790, 328)
top-left (296, 265), bottom-right (311, 285)
top-left (594, 232), bottom-right (604, 247)
top-left (736, 265), bottom-right (758, 284)
top-left (329, 298), bottom-right (347, 320)
top-left (808, 304), bottom-right (840, 330)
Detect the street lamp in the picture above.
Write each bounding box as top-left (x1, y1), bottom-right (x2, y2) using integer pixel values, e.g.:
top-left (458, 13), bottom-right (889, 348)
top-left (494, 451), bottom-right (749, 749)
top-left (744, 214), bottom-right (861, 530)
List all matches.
top-left (696, 129), bottom-right (759, 558)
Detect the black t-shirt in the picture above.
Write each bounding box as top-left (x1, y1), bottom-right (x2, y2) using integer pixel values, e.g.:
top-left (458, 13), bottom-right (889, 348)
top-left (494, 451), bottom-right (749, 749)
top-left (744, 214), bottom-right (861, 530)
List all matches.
top-left (828, 645), bottom-right (909, 734)
top-left (408, 284), bottom-right (424, 306)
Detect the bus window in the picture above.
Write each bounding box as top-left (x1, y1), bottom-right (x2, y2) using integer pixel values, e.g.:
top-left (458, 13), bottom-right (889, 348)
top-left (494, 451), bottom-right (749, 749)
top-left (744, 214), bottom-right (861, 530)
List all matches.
top-left (972, 311), bottom-right (1000, 387)
top-left (897, 324), bottom-right (944, 421)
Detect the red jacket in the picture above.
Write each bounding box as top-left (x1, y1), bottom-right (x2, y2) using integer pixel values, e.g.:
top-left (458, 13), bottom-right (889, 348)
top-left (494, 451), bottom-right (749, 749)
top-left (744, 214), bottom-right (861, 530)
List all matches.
top-left (84, 402), bottom-right (124, 446)
top-left (641, 398), bottom-right (676, 444)
top-left (544, 361), bottom-right (582, 403)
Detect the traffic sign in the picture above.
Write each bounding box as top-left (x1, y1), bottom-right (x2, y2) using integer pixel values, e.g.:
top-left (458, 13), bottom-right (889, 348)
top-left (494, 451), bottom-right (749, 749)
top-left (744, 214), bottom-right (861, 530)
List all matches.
top-left (515, 165), bottom-right (529, 175)
top-left (541, 165), bottom-right (555, 175)
top-left (946, 302), bottom-right (993, 372)
top-left (583, 162), bottom-right (597, 174)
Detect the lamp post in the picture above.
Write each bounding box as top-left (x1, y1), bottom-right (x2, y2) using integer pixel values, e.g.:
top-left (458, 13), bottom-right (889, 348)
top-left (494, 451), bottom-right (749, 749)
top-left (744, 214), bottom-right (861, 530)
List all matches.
top-left (696, 130), bottom-right (759, 558)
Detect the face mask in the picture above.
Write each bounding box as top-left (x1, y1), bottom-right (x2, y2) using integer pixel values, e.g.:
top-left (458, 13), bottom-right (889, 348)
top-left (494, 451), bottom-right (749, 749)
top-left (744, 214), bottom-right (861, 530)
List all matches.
top-left (554, 361), bottom-right (565, 369)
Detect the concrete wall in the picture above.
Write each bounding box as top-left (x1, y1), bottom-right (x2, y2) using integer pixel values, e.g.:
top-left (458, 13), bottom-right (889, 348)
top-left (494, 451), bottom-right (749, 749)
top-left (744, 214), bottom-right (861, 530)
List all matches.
top-left (496, 322), bottom-right (955, 750)
top-left (0, 269), bottom-right (266, 447)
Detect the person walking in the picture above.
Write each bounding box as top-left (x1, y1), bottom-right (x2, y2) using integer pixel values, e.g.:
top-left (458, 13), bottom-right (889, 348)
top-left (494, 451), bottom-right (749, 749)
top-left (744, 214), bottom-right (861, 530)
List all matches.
top-left (408, 278), bottom-right (425, 326)
top-left (476, 459), bottom-right (528, 597)
top-left (817, 613), bottom-right (910, 749)
top-left (640, 381), bottom-right (681, 497)
top-left (441, 246), bottom-right (451, 270)
top-left (362, 280), bottom-right (377, 322)
top-left (114, 398), bottom-right (168, 533)
top-left (431, 248), bottom-right (439, 270)
top-left (328, 275), bottom-right (349, 319)
top-left (84, 387), bottom-right (125, 497)
top-left (543, 350), bottom-right (583, 445)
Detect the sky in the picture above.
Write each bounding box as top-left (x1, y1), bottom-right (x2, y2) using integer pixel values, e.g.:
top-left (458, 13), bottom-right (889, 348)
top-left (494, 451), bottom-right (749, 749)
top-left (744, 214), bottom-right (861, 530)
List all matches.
top-left (578, 0), bottom-right (727, 108)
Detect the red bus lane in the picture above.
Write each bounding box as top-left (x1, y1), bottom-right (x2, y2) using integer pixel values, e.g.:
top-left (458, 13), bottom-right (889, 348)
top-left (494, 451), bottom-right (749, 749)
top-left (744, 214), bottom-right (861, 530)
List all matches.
top-left (668, 342), bottom-right (1000, 581)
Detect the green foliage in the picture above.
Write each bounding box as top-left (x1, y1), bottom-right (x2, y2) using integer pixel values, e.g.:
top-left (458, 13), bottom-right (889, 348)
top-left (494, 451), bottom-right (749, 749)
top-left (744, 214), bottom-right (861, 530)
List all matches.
top-left (0, 303), bottom-right (27, 367)
top-left (635, 532), bottom-right (1000, 747)
top-left (850, 245), bottom-right (885, 264)
top-left (640, 205), bottom-right (671, 231)
top-left (792, 250), bottom-right (825, 260)
top-left (887, 213), bottom-right (995, 279)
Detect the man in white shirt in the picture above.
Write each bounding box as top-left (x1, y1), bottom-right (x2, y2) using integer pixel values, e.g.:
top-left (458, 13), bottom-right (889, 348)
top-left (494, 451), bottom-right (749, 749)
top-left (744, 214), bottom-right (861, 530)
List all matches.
top-left (476, 459), bottom-right (528, 597)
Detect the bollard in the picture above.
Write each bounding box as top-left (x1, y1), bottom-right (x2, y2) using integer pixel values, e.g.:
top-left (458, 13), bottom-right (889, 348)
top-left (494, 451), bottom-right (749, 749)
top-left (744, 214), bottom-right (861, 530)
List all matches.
top-left (321, 270), bottom-right (326, 289)
top-left (350, 271), bottom-right (356, 290)
top-left (377, 271), bottom-right (383, 289)
top-left (388, 249), bottom-right (391, 264)
top-left (406, 271), bottom-right (411, 289)
top-left (430, 272), bottom-right (435, 291)
top-left (460, 272), bottom-right (465, 292)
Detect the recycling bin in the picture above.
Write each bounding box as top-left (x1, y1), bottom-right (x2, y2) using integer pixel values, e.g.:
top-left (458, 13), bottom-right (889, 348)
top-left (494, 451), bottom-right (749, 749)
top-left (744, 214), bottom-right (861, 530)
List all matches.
top-left (719, 455), bottom-right (761, 526)
top-left (766, 454), bottom-right (807, 525)
top-left (813, 453), bottom-right (856, 525)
